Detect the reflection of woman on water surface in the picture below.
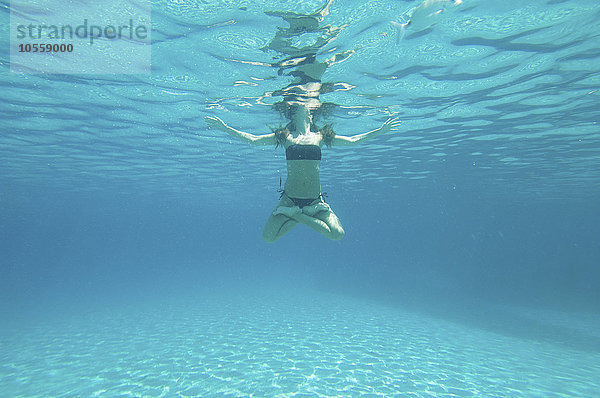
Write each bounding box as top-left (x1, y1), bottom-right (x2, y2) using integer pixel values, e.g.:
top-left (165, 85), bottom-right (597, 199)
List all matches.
top-left (205, 109), bottom-right (400, 242)
top-left (204, 0), bottom-right (400, 241)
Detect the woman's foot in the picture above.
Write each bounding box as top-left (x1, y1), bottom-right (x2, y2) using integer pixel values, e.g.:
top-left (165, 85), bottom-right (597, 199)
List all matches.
top-left (302, 202), bottom-right (330, 216)
top-left (273, 205), bottom-right (301, 217)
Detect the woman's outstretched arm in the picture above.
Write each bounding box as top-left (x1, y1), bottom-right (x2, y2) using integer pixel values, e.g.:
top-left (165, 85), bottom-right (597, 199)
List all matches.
top-left (205, 116), bottom-right (276, 146)
top-left (332, 117), bottom-right (401, 146)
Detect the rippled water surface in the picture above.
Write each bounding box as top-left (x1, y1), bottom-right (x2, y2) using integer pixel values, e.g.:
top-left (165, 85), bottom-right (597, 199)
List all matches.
top-left (2, 0), bottom-right (599, 201)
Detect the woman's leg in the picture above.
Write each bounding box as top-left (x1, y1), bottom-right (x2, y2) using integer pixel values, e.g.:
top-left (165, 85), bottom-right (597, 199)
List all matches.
top-left (264, 197), bottom-right (345, 242)
top-left (262, 197), bottom-right (298, 243)
top-left (293, 202), bottom-right (345, 241)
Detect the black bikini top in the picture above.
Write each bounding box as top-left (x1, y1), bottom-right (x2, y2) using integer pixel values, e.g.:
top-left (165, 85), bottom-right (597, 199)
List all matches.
top-left (286, 144), bottom-right (321, 160)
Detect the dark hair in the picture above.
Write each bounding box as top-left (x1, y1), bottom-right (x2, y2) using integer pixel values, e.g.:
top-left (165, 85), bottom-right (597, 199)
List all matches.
top-left (272, 102), bottom-right (335, 147)
top-left (273, 126), bottom-right (290, 148)
top-left (321, 123), bottom-right (335, 147)
top-left (312, 101), bottom-right (336, 120)
top-left (272, 124), bottom-right (334, 148)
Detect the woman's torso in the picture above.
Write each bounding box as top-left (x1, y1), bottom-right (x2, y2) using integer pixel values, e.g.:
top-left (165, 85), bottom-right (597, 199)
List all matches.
top-left (283, 131), bottom-right (323, 199)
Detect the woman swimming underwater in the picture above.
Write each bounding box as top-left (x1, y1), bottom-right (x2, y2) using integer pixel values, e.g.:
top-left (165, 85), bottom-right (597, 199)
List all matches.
top-left (205, 105), bottom-right (400, 242)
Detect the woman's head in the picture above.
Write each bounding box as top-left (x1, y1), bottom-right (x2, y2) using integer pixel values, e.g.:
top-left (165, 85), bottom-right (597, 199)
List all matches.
top-left (276, 102), bottom-right (309, 118)
top-left (290, 103), bottom-right (312, 124)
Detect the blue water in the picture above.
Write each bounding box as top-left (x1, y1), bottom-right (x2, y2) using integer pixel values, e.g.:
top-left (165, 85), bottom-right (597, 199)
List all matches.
top-left (1, 0), bottom-right (600, 396)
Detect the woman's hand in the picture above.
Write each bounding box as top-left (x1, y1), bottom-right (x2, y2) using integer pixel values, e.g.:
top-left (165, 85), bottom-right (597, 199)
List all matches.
top-left (379, 117), bottom-right (402, 134)
top-left (332, 116), bottom-right (401, 146)
top-left (204, 116), bottom-right (229, 132)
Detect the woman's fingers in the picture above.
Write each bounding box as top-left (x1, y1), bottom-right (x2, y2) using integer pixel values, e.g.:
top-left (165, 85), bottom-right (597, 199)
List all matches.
top-left (384, 117), bottom-right (402, 131)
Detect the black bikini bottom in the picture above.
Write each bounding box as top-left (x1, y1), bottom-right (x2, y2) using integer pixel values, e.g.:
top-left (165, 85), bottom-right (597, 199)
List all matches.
top-left (281, 191), bottom-right (325, 208)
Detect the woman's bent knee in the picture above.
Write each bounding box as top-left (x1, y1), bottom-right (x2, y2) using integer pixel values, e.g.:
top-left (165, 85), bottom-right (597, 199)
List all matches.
top-left (263, 227), bottom-right (283, 243)
top-left (262, 230), bottom-right (277, 243)
top-left (330, 227), bottom-right (345, 241)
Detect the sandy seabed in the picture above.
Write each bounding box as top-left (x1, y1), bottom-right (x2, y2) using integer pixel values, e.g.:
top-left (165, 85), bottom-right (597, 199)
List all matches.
top-left (1, 288), bottom-right (599, 397)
